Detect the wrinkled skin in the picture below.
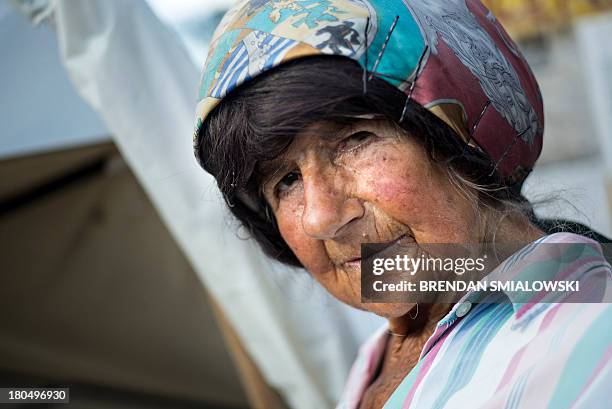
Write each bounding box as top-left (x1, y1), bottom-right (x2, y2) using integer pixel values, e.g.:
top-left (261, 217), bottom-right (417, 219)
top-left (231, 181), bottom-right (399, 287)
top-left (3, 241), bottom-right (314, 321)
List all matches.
top-left (261, 118), bottom-right (544, 407)
top-left (262, 119), bottom-right (486, 333)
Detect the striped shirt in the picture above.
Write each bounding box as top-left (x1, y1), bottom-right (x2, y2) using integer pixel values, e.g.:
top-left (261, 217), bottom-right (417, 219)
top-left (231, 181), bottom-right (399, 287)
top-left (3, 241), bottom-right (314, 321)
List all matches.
top-left (338, 233), bottom-right (612, 409)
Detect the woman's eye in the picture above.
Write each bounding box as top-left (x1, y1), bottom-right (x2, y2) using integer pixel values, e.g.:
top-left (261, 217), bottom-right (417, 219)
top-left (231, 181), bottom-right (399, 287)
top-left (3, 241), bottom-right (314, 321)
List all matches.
top-left (276, 170), bottom-right (301, 195)
top-left (338, 131), bottom-right (376, 153)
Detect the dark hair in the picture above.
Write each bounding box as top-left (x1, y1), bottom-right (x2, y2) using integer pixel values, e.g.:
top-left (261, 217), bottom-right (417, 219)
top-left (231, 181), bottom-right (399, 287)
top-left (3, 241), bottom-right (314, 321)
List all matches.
top-left (196, 56), bottom-right (527, 267)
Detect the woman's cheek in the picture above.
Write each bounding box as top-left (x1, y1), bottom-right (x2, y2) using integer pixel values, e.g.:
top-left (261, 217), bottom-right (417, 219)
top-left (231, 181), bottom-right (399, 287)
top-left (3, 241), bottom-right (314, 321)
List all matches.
top-left (276, 203), bottom-right (332, 274)
top-left (354, 149), bottom-right (470, 241)
top-left (370, 177), bottom-right (420, 207)
top-left (350, 143), bottom-right (426, 207)
top-left (359, 165), bottom-right (426, 222)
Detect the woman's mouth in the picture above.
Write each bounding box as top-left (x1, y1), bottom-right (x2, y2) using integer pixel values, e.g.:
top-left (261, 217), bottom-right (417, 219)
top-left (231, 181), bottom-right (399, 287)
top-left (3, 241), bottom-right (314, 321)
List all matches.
top-left (342, 258), bottom-right (362, 270)
top-left (341, 234), bottom-right (411, 270)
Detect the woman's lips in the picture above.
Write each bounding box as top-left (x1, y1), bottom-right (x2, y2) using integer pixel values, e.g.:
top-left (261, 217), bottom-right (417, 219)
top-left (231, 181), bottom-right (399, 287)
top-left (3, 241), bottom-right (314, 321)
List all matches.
top-left (342, 258), bottom-right (362, 270)
top-left (341, 234), bottom-right (410, 269)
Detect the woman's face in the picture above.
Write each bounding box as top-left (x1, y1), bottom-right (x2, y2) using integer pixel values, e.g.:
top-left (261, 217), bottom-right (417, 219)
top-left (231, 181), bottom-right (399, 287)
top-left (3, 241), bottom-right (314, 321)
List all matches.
top-left (262, 119), bottom-right (480, 318)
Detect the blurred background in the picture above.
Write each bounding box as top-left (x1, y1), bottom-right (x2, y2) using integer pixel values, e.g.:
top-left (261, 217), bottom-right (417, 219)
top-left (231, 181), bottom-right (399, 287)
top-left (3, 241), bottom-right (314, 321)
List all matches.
top-left (1, 1), bottom-right (611, 408)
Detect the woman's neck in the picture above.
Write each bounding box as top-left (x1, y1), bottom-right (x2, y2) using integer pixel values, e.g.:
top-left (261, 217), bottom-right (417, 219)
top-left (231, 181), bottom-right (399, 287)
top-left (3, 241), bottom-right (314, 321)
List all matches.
top-left (387, 216), bottom-right (545, 336)
top-left (387, 303), bottom-right (451, 340)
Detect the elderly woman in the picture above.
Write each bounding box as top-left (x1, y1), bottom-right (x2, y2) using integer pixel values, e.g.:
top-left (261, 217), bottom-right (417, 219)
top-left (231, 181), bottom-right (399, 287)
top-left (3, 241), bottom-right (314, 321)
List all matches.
top-left (193, 1), bottom-right (612, 408)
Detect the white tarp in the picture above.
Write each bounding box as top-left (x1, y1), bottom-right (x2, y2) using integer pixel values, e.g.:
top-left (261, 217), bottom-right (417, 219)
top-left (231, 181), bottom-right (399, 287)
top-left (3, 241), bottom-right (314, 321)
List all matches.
top-left (577, 14), bottom-right (612, 179)
top-left (14, 0), bottom-right (383, 408)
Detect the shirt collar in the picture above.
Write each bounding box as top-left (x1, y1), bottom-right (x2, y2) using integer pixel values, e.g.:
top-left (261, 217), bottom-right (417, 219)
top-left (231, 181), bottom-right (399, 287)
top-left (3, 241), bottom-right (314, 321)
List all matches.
top-left (438, 232), bottom-right (609, 326)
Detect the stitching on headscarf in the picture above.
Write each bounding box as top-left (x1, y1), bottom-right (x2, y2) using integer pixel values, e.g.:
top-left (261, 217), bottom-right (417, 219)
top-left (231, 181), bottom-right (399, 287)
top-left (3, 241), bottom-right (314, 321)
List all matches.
top-left (462, 100), bottom-right (491, 155)
top-left (368, 71), bottom-right (414, 84)
top-left (400, 44), bottom-right (429, 123)
top-left (471, 100), bottom-right (491, 139)
top-left (488, 125), bottom-right (530, 177)
top-left (368, 15), bottom-right (400, 82)
top-left (362, 16), bottom-right (370, 96)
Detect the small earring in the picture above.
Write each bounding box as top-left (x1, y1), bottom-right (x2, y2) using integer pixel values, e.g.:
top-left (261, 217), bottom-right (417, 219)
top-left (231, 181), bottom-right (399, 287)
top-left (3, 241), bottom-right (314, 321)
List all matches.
top-left (410, 303), bottom-right (419, 320)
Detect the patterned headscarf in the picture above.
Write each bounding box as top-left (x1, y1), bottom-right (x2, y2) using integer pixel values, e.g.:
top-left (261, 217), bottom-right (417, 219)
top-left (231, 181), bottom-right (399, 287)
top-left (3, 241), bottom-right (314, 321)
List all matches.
top-left (194, 0), bottom-right (544, 183)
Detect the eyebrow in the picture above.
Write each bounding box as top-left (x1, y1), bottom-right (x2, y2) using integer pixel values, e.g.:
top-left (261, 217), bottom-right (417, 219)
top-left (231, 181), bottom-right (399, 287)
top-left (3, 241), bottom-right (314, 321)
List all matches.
top-left (255, 120), bottom-right (373, 188)
top-left (257, 156), bottom-right (292, 188)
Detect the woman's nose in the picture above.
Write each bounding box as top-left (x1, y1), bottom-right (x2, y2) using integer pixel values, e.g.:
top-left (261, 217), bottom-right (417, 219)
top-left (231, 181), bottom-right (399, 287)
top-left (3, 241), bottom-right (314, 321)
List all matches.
top-left (301, 169), bottom-right (364, 240)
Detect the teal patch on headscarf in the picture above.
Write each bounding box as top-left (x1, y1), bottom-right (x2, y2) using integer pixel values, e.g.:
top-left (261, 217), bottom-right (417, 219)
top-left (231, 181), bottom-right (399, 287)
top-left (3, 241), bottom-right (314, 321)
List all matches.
top-left (359, 0), bottom-right (425, 88)
top-left (198, 29), bottom-right (242, 100)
